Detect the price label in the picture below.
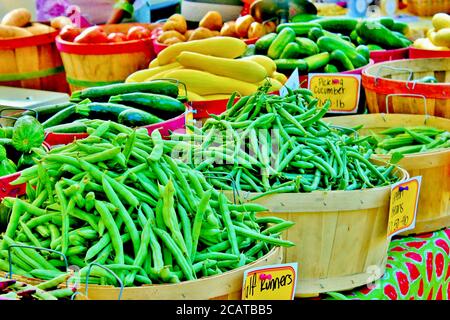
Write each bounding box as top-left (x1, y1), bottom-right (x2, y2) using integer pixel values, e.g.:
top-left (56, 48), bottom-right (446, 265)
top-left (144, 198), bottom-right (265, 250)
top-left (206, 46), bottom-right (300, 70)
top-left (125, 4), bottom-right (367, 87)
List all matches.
top-left (280, 68), bottom-right (299, 97)
top-left (242, 263), bottom-right (297, 300)
top-left (387, 176), bottom-right (422, 237)
top-left (307, 73), bottom-right (361, 113)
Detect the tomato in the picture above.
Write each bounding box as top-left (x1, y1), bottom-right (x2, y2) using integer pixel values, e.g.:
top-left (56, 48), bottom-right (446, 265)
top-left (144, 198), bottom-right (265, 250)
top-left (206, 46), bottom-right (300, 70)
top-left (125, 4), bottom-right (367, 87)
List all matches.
top-left (127, 26), bottom-right (151, 40)
top-left (59, 25), bottom-right (82, 42)
top-left (107, 32), bottom-right (128, 43)
top-left (74, 26), bottom-right (109, 44)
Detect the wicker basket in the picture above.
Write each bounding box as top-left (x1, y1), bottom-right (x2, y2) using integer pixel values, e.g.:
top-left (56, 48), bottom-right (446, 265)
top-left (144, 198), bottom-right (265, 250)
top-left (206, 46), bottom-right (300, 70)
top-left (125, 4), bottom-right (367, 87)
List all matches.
top-left (407, 0), bottom-right (450, 16)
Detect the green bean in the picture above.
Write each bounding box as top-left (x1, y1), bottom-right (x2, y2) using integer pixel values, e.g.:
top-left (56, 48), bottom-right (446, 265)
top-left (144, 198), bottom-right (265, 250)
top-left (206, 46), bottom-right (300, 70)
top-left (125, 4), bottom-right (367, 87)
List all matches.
top-left (191, 190), bottom-right (212, 261)
top-left (218, 193), bottom-right (239, 256)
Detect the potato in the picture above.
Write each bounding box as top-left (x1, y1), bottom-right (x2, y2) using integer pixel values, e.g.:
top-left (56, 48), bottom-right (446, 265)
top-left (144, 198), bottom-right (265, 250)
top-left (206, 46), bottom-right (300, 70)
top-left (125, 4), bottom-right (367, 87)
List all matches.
top-left (50, 16), bottom-right (74, 29)
top-left (188, 27), bottom-right (213, 41)
top-left (264, 21), bottom-right (277, 34)
top-left (220, 21), bottom-right (238, 37)
top-left (199, 11), bottom-right (223, 31)
top-left (185, 30), bottom-right (194, 40)
top-left (0, 25), bottom-right (33, 38)
top-left (211, 31), bottom-right (220, 36)
top-left (235, 15), bottom-right (254, 38)
top-left (248, 22), bottom-right (265, 39)
top-left (26, 23), bottom-right (56, 35)
top-left (432, 13), bottom-right (450, 31)
top-left (165, 14), bottom-right (187, 34)
top-left (158, 30), bottom-right (186, 43)
top-left (430, 28), bottom-right (450, 48)
top-left (164, 37), bottom-right (184, 45)
top-left (1, 8), bottom-right (31, 27)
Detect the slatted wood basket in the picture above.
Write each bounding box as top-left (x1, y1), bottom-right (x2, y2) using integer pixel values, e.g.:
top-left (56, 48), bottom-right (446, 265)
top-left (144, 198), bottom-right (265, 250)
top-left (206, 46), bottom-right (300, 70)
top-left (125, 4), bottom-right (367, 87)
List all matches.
top-left (226, 162), bottom-right (409, 297)
top-left (55, 23), bottom-right (157, 93)
top-left (362, 58), bottom-right (450, 119)
top-left (0, 30), bottom-right (69, 93)
top-left (407, 0), bottom-right (450, 16)
top-left (324, 114), bottom-right (450, 236)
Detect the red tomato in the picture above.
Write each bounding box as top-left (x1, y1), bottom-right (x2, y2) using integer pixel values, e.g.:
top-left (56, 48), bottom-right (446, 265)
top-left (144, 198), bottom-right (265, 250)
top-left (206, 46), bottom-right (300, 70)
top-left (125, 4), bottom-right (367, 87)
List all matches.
top-left (59, 25), bottom-right (82, 42)
top-left (127, 26), bottom-right (151, 40)
top-left (107, 32), bottom-right (128, 43)
top-left (74, 26), bottom-right (109, 44)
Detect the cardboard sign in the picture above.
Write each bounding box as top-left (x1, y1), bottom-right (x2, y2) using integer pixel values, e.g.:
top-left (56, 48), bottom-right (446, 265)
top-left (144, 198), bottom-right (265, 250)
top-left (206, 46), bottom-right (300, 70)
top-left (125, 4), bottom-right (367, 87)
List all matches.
top-left (242, 263), bottom-right (297, 300)
top-left (387, 176), bottom-right (422, 237)
top-left (308, 73), bottom-right (361, 113)
top-left (280, 68), bottom-right (299, 97)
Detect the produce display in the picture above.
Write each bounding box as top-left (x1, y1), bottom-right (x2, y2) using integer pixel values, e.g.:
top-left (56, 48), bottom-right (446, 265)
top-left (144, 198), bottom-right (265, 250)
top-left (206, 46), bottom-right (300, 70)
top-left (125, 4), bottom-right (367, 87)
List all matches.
top-left (154, 12), bottom-right (276, 46)
top-left (167, 86), bottom-right (400, 197)
top-left (127, 37), bottom-right (286, 102)
top-left (0, 277), bottom-right (76, 300)
top-left (253, 16), bottom-right (412, 74)
top-left (413, 13), bottom-right (450, 51)
top-left (0, 8), bottom-right (72, 38)
top-left (0, 120), bottom-right (294, 286)
top-left (365, 126), bottom-right (450, 155)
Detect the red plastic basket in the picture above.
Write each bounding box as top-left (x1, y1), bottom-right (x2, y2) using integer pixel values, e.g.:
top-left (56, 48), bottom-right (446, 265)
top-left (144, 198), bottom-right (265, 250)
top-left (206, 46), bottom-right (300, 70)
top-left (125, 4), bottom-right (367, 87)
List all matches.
top-left (0, 172), bottom-right (26, 200)
top-left (409, 47), bottom-right (450, 59)
top-left (370, 48), bottom-right (409, 64)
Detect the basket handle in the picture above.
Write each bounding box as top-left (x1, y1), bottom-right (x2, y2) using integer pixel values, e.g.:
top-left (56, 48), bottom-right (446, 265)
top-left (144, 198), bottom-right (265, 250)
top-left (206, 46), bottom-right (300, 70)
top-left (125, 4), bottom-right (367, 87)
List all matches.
top-left (84, 263), bottom-right (124, 301)
top-left (374, 65), bottom-right (414, 88)
top-left (203, 171), bottom-right (239, 205)
top-left (384, 93), bottom-right (428, 120)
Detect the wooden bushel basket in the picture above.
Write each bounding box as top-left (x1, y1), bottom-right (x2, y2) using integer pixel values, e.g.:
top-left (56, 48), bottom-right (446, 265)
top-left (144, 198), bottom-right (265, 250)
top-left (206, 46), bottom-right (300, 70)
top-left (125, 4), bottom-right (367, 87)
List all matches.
top-left (55, 23), bottom-right (157, 93)
top-left (362, 58), bottom-right (450, 119)
top-left (0, 30), bottom-right (69, 93)
top-left (227, 162), bottom-right (408, 297)
top-left (325, 114), bottom-right (450, 236)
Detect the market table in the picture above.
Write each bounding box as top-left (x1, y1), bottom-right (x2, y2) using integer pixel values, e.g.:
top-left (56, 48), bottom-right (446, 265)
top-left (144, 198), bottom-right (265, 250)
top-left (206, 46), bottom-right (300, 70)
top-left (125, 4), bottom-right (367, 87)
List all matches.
top-left (325, 228), bottom-right (450, 300)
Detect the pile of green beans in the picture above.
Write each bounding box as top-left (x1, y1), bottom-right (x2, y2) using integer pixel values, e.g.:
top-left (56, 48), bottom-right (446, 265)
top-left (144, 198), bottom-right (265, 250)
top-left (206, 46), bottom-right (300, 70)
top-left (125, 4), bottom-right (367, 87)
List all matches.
top-left (169, 87), bottom-right (400, 198)
top-left (0, 120), bottom-right (294, 287)
top-left (0, 276), bottom-right (76, 300)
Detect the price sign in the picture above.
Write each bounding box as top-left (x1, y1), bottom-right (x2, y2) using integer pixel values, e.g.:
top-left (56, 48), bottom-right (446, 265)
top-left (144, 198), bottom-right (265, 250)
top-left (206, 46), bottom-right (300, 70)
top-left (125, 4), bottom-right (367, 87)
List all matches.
top-left (242, 263), bottom-right (297, 300)
top-left (279, 68), bottom-right (299, 97)
top-left (387, 176), bottom-right (422, 237)
top-left (307, 73), bottom-right (361, 113)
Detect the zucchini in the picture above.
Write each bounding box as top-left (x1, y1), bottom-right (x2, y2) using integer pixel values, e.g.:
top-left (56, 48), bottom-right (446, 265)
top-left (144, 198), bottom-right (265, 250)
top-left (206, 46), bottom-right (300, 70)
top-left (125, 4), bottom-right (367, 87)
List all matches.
top-left (41, 105), bottom-right (77, 129)
top-left (24, 102), bottom-right (74, 118)
top-left (330, 49), bottom-right (354, 71)
top-left (118, 108), bottom-right (162, 127)
top-left (304, 52), bottom-right (330, 72)
top-left (255, 33), bottom-right (277, 53)
top-left (70, 80), bottom-right (179, 102)
top-left (317, 36), bottom-right (368, 68)
top-left (268, 27), bottom-right (296, 59)
top-left (45, 122), bottom-right (88, 133)
top-left (356, 20), bottom-right (407, 49)
top-left (316, 17), bottom-right (358, 34)
top-left (307, 27), bottom-right (324, 42)
top-left (276, 22), bottom-right (322, 36)
top-left (280, 42), bottom-right (301, 59)
top-left (274, 59), bottom-right (308, 73)
top-left (367, 44), bottom-right (384, 51)
top-left (356, 45), bottom-right (370, 62)
top-left (324, 64), bottom-right (339, 73)
top-left (109, 93), bottom-right (186, 114)
top-left (295, 37), bottom-right (319, 56)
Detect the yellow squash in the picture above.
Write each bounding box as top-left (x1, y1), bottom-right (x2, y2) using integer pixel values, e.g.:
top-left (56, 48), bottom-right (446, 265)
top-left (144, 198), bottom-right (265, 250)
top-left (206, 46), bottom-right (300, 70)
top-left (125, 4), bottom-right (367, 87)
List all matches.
top-left (239, 55), bottom-right (276, 77)
top-left (163, 69), bottom-right (258, 96)
top-left (148, 58), bottom-right (160, 68)
top-left (272, 71), bottom-right (288, 84)
top-left (185, 90), bottom-right (205, 101)
top-left (126, 62), bottom-right (181, 83)
top-left (202, 94), bottom-right (233, 101)
top-left (176, 51), bottom-right (267, 83)
top-left (157, 37), bottom-right (247, 65)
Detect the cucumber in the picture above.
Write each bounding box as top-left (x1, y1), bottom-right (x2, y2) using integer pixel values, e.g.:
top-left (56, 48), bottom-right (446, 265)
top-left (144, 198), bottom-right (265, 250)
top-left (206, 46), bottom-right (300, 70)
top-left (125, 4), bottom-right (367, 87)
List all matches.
top-left (255, 33), bottom-right (277, 54)
top-left (295, 37), bottom-right (319, 56)
top-left (376, 17), bottom-right (395, 29)
top-left (304, 52), bottom-right (330, 72)
top-left (70, 80), bottom-right (179, 102)
top-left (291, 13), bottom-right (319, 23)
top-left (307, 27), bottom-right (324, 42)
top-left (356, 36), bottom-right (366, 45)
top-left (45, 122), bottom-right (88, 133)
top-left (323, 30), bottom-right (356, 48)
top-left (350, 29), bottom-right (358, 43)
top-left (276, 22), bottom-right (322, 36)
top-left (118, 108), bottom-right (162, 127)
top-left (356, 45), bottom-right (370, 62)
top-left (316, 17), bottom-right (358, 34)
top-left (356, 20), bottom-right (407, 49)
top-left (340, 35), bottom-right (352, 43)
top-left (317, 36), bottom-right (368, 68)
top-left (367, 44), bottom-right (384, 51)
top-left (392, 31), bottom-right (412, 46)
top-left (268, 27), bottom-right (296, 59)
top-left (391, 22), bottom-right (409, 35)
top-left (243, 44), bottom-right (256, 57)
top-left (324, 64), bottom-right (339, 73)
top-left (274, 59), bottom-right (308, 73)
top-left (330, 49), bottom-right (354, 71)
top-left (280, 42), bottom-right (301, 59)
top-left (109, 93), bottom-right (186, 114)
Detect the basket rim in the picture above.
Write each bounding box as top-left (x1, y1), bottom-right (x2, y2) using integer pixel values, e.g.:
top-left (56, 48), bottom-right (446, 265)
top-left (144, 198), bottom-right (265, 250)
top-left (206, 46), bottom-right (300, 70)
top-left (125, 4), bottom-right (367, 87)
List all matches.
top-left (0, 30), bottom-right (59, 49)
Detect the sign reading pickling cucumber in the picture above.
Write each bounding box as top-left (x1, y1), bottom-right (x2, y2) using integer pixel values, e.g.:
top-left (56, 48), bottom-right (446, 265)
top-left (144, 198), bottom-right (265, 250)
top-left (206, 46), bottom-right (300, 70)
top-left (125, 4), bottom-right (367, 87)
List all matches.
top-left (280, 68), bottom-right (299, 97)
top-left (307, 73), bottom-right (361, 113)
top-left (242, 263), bottom-right (297, 300)
top-left (387, 176), bottom-right (422, 237)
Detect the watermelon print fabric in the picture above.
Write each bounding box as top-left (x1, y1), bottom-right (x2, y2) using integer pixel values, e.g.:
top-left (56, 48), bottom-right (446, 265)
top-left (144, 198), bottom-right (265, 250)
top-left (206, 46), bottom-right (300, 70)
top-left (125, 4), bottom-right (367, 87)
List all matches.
top-left (326, 228), bottom-right (450, 300)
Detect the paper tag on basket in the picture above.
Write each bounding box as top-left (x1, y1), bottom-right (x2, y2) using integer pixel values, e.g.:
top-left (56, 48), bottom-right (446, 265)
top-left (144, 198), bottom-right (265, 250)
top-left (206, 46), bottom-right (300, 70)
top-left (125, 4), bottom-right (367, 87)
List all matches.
top-left (387, 176), bottom-right (422, 237)
top-left (307, 73), bottom-right (361, 113)
top-left (242, 263), bottom-right (298, 300)
top-left (280, 68), bottom-right (299, 97)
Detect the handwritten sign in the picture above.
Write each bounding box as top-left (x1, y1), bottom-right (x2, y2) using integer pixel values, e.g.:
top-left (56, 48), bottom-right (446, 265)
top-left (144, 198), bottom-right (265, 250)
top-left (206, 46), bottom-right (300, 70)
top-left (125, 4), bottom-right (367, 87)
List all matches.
top-left (242, 263), bottom-right (297, 300)
top-left (280, 68), bottom-right (299, 97)
top-left (387, 176), bottom-right (422, 237)
top-left (308, 73), bottom-right (361, 113)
